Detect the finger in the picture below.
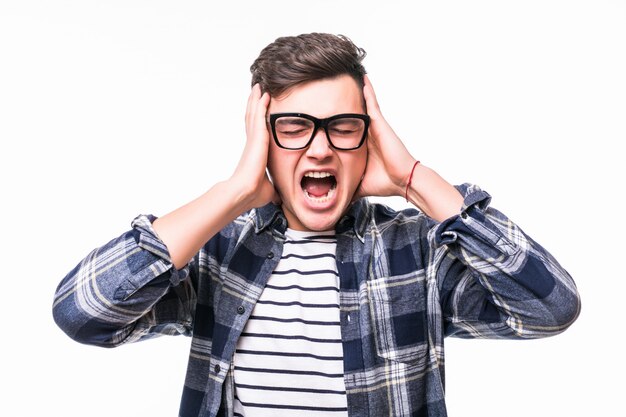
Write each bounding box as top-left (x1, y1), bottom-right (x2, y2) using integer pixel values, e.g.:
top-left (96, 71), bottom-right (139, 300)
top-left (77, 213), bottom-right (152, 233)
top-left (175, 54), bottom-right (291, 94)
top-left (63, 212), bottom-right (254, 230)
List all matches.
top-left (246, 84), bottom-right (260, 117)
top-left (363, 74), bottom-right (382, 116)
top-left (252, 92), bottom-right (270, 139)
top-left (246, 84), bottom-right (262, 136)
top-left (247, 83), bottom-right (260, 110)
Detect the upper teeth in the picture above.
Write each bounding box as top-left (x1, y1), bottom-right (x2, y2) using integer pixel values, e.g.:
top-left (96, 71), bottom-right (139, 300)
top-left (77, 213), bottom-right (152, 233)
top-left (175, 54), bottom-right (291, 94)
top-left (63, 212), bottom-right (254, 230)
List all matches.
top-left (304, 172), bottom-right (332, 178)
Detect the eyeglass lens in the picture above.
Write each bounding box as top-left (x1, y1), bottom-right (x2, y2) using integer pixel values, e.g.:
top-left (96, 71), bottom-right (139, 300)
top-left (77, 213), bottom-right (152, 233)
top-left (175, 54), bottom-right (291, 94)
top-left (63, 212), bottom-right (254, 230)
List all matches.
top-left (274, 116), bottom-right (366, 149)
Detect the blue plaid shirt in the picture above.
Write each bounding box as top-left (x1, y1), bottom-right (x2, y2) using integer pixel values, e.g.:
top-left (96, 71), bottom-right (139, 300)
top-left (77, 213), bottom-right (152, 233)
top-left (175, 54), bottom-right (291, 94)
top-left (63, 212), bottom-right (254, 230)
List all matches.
top-left (52, 184), bottom-right (580, 417)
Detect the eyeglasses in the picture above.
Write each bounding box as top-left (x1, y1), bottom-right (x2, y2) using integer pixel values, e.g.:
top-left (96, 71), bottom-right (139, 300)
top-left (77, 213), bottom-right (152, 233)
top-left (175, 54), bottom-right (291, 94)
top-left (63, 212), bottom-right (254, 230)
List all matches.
top-left (269, 113), bottom-right (370, 150)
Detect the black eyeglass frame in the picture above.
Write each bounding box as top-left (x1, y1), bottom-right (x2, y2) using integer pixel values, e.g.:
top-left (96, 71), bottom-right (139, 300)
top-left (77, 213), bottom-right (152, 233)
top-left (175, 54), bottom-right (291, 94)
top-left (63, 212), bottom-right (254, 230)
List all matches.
top-left (268, 112), bottom-right (370, 151)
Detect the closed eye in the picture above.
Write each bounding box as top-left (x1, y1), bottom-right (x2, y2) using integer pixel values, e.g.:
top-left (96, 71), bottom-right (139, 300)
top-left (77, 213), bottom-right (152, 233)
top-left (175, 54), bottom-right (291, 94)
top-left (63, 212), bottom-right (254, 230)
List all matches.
top-left (279, 128), bottom-right (309, 136)
top-left (329, 128), bottom-right (359, 135)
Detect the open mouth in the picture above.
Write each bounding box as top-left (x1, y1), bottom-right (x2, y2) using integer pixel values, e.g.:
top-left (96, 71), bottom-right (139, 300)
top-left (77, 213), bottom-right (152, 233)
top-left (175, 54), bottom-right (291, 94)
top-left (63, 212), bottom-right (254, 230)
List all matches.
top-left (301, 171), bottom-right (337, 203)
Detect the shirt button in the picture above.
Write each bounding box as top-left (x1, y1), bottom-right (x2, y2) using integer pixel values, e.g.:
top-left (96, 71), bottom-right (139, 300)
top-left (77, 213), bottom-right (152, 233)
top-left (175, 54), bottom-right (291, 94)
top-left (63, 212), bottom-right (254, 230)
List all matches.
top-left (461, 211), bottom-right (468, 219)
top-left (267, 252), bottom-right (274, 259)
top-left (214, 365), bottom-right (221, 373)
top-left (237, 306), bottom-right (245, 315)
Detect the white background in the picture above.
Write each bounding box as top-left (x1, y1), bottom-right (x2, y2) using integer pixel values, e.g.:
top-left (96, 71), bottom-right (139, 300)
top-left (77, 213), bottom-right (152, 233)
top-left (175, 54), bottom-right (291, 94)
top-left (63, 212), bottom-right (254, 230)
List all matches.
top-left (1, 1), bottom-right (624, 416)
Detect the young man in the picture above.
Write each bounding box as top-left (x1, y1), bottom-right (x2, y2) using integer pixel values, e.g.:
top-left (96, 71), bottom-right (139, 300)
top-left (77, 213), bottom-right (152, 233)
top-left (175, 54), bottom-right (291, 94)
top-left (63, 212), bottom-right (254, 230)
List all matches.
top-left (53, 33), bottom-right (580, 417)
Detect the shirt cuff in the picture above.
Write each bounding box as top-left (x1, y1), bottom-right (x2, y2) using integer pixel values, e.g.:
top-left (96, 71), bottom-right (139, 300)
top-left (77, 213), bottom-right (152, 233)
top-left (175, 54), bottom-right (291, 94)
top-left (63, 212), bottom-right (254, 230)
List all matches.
top-left (130, 214), bottom-right (186, 286)
top-left (433, 184), bottom-right (516, 256)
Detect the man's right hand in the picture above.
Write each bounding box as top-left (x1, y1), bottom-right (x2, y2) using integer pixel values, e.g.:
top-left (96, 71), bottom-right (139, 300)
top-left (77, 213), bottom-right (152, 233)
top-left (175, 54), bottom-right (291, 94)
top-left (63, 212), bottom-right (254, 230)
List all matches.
top-left (152, 84), bottom-right (280, 269)
top-left (229, 84), bottom-right (281, 211)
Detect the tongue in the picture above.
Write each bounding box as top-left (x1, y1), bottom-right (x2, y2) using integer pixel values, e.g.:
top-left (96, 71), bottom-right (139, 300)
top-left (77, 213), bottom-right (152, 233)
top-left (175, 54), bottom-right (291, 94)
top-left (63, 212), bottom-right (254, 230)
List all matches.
top-left (302, 176), bottom-right (334, 197)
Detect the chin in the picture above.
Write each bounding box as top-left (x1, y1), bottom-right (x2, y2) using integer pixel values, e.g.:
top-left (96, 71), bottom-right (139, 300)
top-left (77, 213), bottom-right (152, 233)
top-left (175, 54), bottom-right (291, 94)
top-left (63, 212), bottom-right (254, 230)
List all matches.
top-left (291, 207), bottom-right (343, 232)
top-left (303, 216), bottom-right (339, 232)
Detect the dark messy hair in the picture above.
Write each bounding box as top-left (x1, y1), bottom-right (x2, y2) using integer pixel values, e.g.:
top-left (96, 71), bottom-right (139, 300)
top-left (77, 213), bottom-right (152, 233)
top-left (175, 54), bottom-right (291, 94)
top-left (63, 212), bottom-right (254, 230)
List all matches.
top-left (250, 33), bottom-right (367, 97)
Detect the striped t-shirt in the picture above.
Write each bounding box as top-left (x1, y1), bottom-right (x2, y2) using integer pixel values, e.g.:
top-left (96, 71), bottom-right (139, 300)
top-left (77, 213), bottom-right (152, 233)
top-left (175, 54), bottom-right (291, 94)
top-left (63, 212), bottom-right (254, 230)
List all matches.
top-left (232, 228), bottom-right (348, 417)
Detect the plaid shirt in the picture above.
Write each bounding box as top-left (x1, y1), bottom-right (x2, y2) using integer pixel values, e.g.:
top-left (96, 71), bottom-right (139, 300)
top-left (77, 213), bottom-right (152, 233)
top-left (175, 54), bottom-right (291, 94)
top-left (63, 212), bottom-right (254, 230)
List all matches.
top-left (52, 184), bottom-right (580, 417)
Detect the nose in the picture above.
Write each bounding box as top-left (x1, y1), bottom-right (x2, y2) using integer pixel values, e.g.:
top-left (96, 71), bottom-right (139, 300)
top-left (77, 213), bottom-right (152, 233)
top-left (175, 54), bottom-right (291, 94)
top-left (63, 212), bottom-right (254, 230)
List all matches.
top-left (306, 127), bottom-right (333, 160)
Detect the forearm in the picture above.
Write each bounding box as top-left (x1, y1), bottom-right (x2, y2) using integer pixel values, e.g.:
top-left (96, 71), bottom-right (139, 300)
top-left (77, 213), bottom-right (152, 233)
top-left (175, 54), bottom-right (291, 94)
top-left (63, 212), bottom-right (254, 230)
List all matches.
top-left (153, 179), bottom-right (253, 269)
top-left (435, 185), bottom-right (581, 338)
top-left (52, 220), bottom-right (194, 346)
top-left (405, 163), bottom-right (464, 222)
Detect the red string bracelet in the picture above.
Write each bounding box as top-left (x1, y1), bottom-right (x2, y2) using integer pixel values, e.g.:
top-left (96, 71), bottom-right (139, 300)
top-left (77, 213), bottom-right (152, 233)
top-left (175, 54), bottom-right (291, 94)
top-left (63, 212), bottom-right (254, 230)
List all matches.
top-left (405, 160), bottom-right (421, 202)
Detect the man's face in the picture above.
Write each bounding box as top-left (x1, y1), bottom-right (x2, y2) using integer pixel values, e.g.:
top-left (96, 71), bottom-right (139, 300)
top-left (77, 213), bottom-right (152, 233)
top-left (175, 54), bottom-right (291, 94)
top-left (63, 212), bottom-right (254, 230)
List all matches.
top-left (267, 74), bottom-right (367, 231)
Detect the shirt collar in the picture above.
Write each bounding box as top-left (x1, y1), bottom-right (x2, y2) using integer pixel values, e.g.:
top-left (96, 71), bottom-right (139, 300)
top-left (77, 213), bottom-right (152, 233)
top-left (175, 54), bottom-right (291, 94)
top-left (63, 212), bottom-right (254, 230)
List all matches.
top-left (336, 198), bottom-right (369, 242)
top-left (253, 198), bottom-right (371, 242)
top-left (253, 203), bottom-right (287, 235)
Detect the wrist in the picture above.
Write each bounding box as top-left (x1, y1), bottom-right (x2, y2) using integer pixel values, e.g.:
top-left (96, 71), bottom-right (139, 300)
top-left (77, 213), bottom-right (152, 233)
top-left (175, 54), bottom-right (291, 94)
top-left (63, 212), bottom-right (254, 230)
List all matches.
top-left (405, 165), bottom-right (463, 221)
top-left (223, 176), bottom-right (258, 213)
top-left (404, 160), bottom-right (421, 202)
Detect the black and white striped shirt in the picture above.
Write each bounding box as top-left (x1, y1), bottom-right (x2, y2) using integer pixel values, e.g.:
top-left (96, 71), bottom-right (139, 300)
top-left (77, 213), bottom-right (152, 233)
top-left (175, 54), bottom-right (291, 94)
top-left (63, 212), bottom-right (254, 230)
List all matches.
top-left (232, 228), bottom-right (348, 417)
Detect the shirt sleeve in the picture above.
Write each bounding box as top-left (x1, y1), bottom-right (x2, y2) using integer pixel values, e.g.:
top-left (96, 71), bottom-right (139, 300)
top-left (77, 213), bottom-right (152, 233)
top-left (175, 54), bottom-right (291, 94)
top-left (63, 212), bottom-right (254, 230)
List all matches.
top-left (434, 184), bottom-right (581, 339)
top-left (52, 214), bottom-right (196, 347)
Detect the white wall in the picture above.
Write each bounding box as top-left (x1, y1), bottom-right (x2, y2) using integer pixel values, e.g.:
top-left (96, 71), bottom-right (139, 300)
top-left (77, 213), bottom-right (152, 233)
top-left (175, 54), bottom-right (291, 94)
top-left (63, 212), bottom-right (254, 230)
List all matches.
top-left (1, 1), bottom-right (623, 416)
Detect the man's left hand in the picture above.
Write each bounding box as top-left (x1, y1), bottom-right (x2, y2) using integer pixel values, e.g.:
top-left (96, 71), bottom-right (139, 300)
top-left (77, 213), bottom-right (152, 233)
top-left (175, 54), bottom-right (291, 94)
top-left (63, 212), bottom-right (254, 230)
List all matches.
top-left (354, 75), bottom-right (417, 200)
